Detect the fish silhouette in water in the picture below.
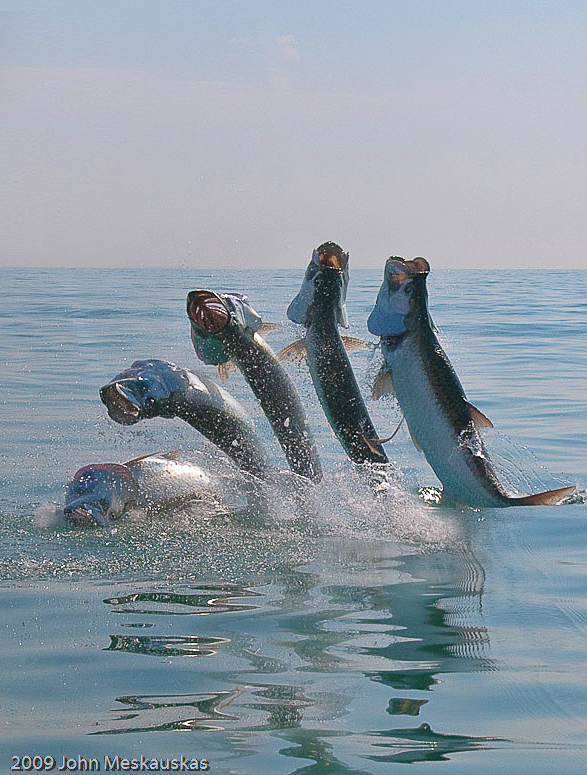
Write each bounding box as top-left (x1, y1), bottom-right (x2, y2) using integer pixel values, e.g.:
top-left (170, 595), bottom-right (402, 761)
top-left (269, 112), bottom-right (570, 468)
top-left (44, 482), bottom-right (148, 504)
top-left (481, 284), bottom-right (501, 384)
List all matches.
top-left (367, 256), bottom-right (575, 507)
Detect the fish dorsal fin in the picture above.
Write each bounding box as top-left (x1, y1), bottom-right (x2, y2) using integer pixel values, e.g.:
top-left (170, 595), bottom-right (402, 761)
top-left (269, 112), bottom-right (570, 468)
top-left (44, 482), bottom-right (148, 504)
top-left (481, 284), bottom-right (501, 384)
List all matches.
top-left (124, 450), bottom-right (182, 466)
top-left (466, 401), bottom-right (494, 429)
top-left (275, 339), bottom-right (308, 365)
top-left (72, 462), bottom-right (134, 480)
top-left (511, 485), bottom-right (575, 507)
top-left (372, 365), bottom-right (395, 400)
top-left (218, 360), bottom-right (238, 383)
top-left (341, 335), bottom-right (369, 354)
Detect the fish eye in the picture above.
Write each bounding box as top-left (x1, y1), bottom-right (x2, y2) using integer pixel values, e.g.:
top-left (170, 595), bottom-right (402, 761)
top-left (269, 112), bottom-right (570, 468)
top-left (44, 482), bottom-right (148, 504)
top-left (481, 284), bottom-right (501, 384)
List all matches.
top-left (132, 380), bottom-right (148, 397)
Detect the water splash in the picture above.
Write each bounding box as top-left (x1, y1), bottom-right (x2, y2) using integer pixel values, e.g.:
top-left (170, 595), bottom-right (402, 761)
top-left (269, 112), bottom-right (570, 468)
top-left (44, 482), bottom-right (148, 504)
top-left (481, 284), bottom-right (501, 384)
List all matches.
top-left (1, 456), bottom-right (460, 584)
top-left (481, 428), bottom-right (576, 497)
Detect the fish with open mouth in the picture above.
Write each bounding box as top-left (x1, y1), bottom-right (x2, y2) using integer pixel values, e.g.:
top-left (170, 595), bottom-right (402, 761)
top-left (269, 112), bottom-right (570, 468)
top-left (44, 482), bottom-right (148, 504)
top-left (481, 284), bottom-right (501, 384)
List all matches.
top-left (367, 256), bottom-right (575, 507)
top-left (282, 242), bottom-right (389, 466)
top-left (186, 291), bottom-right (322, 482)
top-left (64, 451), bottom-right (232, 526)
top-left (100, 359), bottom-right (271, 480)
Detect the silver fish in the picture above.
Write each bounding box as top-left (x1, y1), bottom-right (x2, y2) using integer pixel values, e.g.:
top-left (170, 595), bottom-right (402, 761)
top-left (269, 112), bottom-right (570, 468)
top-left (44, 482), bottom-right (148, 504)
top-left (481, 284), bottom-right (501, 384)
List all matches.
top-left (100, 359), bottom-right (271, 480)
top-left (283, 243), bottom-right (388, 465)
top-left (187, 291), bottom-right (322, 482)
top-left (64, 451), bottom-right (231, 526)
top-left (368, 257), bottom-right (575, 507)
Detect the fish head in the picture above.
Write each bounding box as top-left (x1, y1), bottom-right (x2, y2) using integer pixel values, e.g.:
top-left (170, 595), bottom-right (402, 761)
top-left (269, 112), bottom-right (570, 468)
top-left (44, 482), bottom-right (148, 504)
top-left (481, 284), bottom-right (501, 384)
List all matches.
top-left (287, 242), bottom-right (349, 328)
top-left (367, 256), bottom-right (431, 336)
top-left (186, 290), bottom-right (263, 364)
top-left (186, 290), bottom-right (232, 364)
top-left (64, 463), bottom-right (138, 526)
top-left (100, 360), bottom-right (188, 423)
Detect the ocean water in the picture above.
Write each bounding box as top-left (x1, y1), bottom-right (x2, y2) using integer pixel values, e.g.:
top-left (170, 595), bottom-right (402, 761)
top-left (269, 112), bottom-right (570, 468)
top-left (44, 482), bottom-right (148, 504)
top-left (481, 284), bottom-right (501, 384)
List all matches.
top-left (1, 266), bottom-right (586, 774)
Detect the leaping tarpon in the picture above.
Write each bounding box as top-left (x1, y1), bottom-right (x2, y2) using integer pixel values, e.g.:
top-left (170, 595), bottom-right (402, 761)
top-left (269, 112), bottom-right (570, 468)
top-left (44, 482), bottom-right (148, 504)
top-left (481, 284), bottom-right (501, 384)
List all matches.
top-left (100, 359), bottom-right (271, 481)
top-left (186, 291), bottom-right (322, 482)
top-left (367, 256), bottom-right (575, 507)
top-left (283, 242), bottom-right (389, 466)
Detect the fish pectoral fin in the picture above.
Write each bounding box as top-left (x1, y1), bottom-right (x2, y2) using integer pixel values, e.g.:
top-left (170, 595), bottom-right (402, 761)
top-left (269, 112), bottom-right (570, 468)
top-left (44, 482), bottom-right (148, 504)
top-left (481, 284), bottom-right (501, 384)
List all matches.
top-left (341, 335), bottom-right (369, 354)
top-left (362, 435), bottom-right (387, 458)
top-left (466, 401), bottom-right (494, 429)
top-left (218, 360), bottom-right (238, 383)
top-left (275, 339), bottom-right (308, 365)
top-left (124, 450), bottom-right (182, 466)
top-left (372, 365), bottom-right (395, 400)
top-left (259, 321), bottom-right (282, 335)
top-left (510, 485), bottom-right (576, 507)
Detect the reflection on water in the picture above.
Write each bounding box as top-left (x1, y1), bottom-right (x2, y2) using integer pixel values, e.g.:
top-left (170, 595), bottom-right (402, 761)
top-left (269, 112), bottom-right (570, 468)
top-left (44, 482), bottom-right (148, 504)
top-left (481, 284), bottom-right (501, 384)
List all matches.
top-left (103, 585), bottom-right (263, 616)
top-left (387, 698), bottom-right (428, 716)
top-left (93, 540), bottom-right (499, 766)
top-left (366, 551), bottom-right (492, 694)
top-left (91, 690), bottom-right (244, 735)
top-left (366, 723), bottom-right (499, 764)
top-left (1, 268), bottom-right (584, 773)
top-left (277, 724), bottom-right (499, 771)
top-left (105, 634), bottom-right (229, 658)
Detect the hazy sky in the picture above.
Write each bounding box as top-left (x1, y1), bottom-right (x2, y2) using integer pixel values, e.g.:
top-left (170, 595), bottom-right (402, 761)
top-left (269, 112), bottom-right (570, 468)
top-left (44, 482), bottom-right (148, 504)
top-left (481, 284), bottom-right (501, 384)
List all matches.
top-left (1, 1), bottom-right (586, 269)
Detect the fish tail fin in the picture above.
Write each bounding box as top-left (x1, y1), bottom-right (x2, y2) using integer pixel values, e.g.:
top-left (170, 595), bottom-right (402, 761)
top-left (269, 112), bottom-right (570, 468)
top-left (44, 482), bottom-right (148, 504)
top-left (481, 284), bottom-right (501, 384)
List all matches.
top-left (509, 485), bottom-right (575, 507)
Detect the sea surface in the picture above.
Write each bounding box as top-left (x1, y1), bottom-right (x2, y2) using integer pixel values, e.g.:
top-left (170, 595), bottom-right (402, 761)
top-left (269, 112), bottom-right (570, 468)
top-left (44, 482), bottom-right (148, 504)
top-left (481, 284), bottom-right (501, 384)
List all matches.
top-left (1, 266), bottom-right (586, 774)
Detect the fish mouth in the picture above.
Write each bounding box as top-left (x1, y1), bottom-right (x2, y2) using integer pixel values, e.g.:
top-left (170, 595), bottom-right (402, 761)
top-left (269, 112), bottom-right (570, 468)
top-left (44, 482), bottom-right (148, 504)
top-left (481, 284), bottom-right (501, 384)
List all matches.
top-left (405, 257), bottom-right (430, 275)
top-left (317, 242), bottom-right (349, 271)
top-left (64, 502), bottom-right (109, 527)
top-left (187, 291), bottom-right (230, 333)
top-left (385, 256), bottom-right (430, 288)
top-left (100, 384), bottom-right (142, 425)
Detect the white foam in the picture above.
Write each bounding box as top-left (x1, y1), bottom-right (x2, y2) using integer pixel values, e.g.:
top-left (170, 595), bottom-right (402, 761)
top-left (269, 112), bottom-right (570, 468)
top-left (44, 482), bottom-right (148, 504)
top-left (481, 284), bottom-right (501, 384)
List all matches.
top-left (31, 502), bottom-right (64, 528)
top-left (259, 462), bottom-right (460, 549)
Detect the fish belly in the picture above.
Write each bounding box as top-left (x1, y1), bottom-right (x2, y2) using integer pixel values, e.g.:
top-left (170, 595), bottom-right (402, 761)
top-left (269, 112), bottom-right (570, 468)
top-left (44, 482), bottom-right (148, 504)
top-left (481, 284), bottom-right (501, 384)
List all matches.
top-left (387, 345), bottom-right (505, 507)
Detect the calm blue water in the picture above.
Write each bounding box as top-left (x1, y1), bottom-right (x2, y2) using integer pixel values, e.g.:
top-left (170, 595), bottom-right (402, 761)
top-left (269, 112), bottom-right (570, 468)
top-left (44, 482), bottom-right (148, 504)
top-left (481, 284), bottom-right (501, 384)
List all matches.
top-left (1, 267), bottom-right (586, 774)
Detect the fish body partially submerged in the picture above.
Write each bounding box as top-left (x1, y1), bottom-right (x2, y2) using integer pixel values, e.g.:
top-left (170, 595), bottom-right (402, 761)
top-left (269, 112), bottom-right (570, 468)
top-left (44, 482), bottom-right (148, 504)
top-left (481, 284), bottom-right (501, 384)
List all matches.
top-left (100, 359), bottom-right (270, 480)
top-left (64, 452), bottom-right (226, 526)
top-left (285, 243), bottom-right (388, 465)
top-left (368, 257), bottom-right (574, 508)
top-left (186, 291), bottom-right (322, 482)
